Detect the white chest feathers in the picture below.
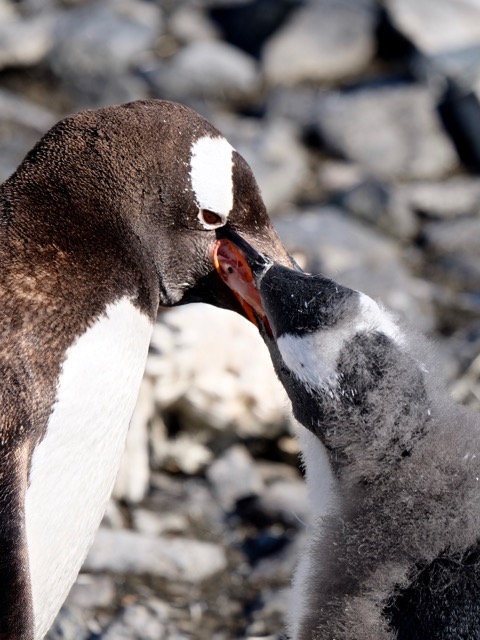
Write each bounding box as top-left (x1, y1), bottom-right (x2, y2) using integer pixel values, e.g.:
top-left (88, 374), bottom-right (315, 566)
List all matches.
top-left (25, 297), bottom-right (153, 639)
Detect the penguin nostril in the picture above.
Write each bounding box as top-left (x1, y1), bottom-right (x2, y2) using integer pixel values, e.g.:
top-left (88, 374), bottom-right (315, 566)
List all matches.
top-left (199, 209), bottom-right (224, 227)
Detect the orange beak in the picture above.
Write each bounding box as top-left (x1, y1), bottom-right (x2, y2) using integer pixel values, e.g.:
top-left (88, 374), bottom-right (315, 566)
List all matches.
top-left (213, 238), bottom-right (272, 335)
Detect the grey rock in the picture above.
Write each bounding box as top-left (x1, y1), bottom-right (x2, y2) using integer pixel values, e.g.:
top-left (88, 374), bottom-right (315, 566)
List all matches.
top-left (275, 207), bottom-right (436, 332)
top-left (256, 460), bottom-right (303, 484)
top-left (423, 216), bottom-right (480, 256)
top-left (246, 587), bottom-right (291, 637)
top-left (67, 573), bottom-right (115, 609)
top-left (423, 216), bottom-right (480, 291)
top-left (51, 0), bottom-right (161, 72)
top-left (101, 499), bottom-right (127, 529)
top-left (432, 46), bottom-right (480, 98)
top-left (179, 477), bottom-right (226, 532)
top-left (263, 0), bottom-right (376, 85)
top-left (169, 5), bottom-right (220, 43)
top-left (132, 508), bottom-right (188, 536)
top-left (338, 179), bottom-right (418, 240)
top-left (148, 40), bottom-right (261, 105)
top-left (449, 322), bottom-right (480, 410)
top-left (48, 0), bottom-right (160, 106)
top-left (387, 0), bottom-right (480, 56)
top-left (0, 89), bottom-right (58, 182)
top-left (84, 528), bottom-right (227, 582)
top-left (12, 0), bottom-right (56, 13)
top-left (147, 304), bottom-right (288, 438)
top-left (394, 177), bottom-right (480, 220)
top-left (249, 531), bottom-right (306, 584)
top-left (207, 445), bottom-right (264, 511)
top-left (102, 603), bottom-right (167, 640)
top-left (216, 115), bottom-right (309, 213)
top-left (0, 89), bottom-right (57, 131)
top-left (113, 378), bottom-right (153, 504)
top-left (317, 159), bottom-right (366, 193)
top-left (449, 321), bottom-right (480, 372)
top-left (0, 0), bottom-right (15, 20)
top-left (45, 605), bottom-right (89, 640)
top-left (0, 11), bottom-right (54, 69)
top-left (315, 84), bottom-right (458, 180)
top-left (260, 479), bottom-right (309, 529)
top-left (153, 433), bottom-right (213, 475)
top-left (266, 85), bottom-right (320, 130)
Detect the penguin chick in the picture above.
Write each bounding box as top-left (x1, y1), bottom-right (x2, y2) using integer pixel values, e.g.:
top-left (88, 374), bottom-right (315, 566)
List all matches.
top-left (214, 229), bottom-right (480, 640)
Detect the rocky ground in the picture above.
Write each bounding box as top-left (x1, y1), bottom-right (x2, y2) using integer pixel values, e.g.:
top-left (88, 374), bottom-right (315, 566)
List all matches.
top-left (1, 0), bottom-right (480, 638)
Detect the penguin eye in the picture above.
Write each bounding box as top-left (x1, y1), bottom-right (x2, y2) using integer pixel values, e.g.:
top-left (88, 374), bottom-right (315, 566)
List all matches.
top-left (198, 209), bottom-right (224, 228)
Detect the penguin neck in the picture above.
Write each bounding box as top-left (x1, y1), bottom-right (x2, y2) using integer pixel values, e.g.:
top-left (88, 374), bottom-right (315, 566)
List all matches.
top-left (268, 332), bottom-right (431, 485)
top-left (316, 334), bottom-right (431, 484)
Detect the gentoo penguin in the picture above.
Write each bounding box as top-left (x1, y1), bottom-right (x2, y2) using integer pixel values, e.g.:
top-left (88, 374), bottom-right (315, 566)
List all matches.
top-left (214, 228), bottom-right (480, 640)
top-left (0, 99), bottom-right (291, 640)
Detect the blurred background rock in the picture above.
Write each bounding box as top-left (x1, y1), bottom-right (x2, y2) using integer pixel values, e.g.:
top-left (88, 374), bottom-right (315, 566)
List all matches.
top-left (1, 0), bottom-right (479, 637)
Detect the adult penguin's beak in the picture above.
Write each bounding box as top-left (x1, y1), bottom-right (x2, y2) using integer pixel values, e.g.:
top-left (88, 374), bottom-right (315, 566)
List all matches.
top-left (178, 222), bottom-right (293, 326)
top-left (212, 225), bottom-right (288, 335)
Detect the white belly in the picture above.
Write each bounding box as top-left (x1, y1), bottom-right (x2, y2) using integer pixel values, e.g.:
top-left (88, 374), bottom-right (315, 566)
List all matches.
top-left (25, 297), bottom-right (153, 639)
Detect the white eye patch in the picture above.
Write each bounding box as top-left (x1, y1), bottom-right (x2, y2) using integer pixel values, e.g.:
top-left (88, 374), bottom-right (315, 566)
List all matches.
top-left (190, 135), bottom-right (234, 228)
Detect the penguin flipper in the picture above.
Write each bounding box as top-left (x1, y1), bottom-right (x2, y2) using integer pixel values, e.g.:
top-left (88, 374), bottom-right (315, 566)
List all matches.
top-left (0, 441), bottom-right (34, 640)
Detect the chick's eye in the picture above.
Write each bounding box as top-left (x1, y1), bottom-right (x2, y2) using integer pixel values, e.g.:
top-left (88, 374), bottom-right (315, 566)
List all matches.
top-left (199, 209), bottom-right (224, 227)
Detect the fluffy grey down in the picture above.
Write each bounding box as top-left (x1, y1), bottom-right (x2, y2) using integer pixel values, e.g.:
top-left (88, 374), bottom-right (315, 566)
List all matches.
top-left (255, 264), bottom-right (480, 640)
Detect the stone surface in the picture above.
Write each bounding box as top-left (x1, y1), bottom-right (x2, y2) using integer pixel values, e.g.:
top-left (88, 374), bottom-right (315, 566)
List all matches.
top-left (153, 434), bottom-right (213, 475)
top-left (338, 179), bottom-right (418, 240)
top-left (45, 605), bottom-right (90, 640)
top-left (387, 0), bottom-right (480, 55)
top-left (207, 0), bottom-right (301, 58)
top-left (0, 89), bottom-right (57, 182)
top-left (147, 304), bottom-right (289, 437)
top-left (275, 207), bottom-right (436, 332)
top-left (216, 115), bottom-right (309, 213)
top-left (0, 12), bottom-right (54, 69)
top-left (393, 177), bottom-right (480, 220)
top-left (102, 604), bottom-right (167, 640)
top-left (85, 528), bottom-right (227, 582)
top-left (148, 40), bottom-right (261, 105)
top-left (47, 0), bottom-right (160, 106)
top-left (113, 378), bottom-right (153, 504)
top-left (260, 479), bottom-right (309, 529)
top-left (423, 216), bottom-right (480, 291)
top-left (67, 573), bottom-right (115, 609)
top-left (315, 83), bottom-right (458, 180)
top-left (263, 0), bottom-right (376, 85)
top-left (170, 5), bottom-right (220, 44)
top-left (423, 216), bottom-right (480, 257)
top-left (207, 445), bottom-right (264, 511)
top-left (132, 508), bottom-right (188, 536)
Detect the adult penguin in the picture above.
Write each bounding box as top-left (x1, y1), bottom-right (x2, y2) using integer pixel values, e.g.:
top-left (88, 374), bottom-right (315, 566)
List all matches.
top-left (0, 99), bottom-right (291, 640)
top-left (215, 228), bottom-right (480, 640)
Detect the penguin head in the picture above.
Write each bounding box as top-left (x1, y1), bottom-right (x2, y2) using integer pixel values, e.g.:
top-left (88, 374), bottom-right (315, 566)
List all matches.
top-left (9, 99), bottom-right (291, 315)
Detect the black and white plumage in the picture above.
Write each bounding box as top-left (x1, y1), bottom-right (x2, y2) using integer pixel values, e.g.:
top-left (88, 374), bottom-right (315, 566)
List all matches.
top-left (0, 99), bottom-right (291, 640)
top-left (215, 227), bottom-right (480, 640)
